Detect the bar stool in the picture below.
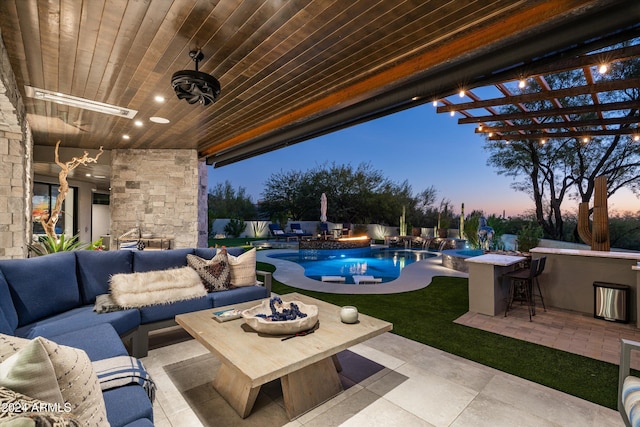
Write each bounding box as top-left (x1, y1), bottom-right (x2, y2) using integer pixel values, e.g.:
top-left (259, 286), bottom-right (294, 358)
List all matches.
top-left (532, 256), bottom-right (547, 312)
top-left (504, 258), bottom-right (540, 321)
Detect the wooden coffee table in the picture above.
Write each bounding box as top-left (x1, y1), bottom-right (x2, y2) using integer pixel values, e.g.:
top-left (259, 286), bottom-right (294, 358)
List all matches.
top-left (175, 292), bottom-right (392, 419)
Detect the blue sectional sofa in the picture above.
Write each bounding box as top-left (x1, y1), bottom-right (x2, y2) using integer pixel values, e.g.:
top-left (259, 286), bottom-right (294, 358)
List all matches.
top-left (0, 247), bottom-right (271, 427)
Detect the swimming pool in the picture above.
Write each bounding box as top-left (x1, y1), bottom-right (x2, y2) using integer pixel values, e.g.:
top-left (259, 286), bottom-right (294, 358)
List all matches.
top-left (268, 247), bottom-right (437, 284)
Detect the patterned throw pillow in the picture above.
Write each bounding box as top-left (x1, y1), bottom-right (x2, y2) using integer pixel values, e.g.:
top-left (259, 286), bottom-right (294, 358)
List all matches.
top-left (227, 248), bottom-right (257, 287)
top-left (0, 338), bottom-right (65, 406)
top-left (186, 250), bottom-right (231, 292)
top-left (35, 337), bottom-right (108, 427)
top-left (0, 334), bottom-right (30, 362)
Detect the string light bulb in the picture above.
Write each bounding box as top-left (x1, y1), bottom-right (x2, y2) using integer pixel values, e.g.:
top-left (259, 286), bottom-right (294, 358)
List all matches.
top-left (458, 90), bottom-right (465, 97)
top-left (540, 139), bottom-right (546, 145)
top-left (582, 137), bottom-right (590, 144)
top-left (518, 79), bottom-right (526, 89)
top-left (598, 63), bottom-right (608, 74)
top-left (450, 110), bottom-right (455, 117)
top-left (634, 135), bottom-right (640, 142)
top-left (432, 100), bottom-right (438, 107)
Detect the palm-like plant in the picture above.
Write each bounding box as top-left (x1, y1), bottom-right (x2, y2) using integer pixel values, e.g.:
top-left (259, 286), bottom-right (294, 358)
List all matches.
top-left (28, 233), bottom-right (88, 256)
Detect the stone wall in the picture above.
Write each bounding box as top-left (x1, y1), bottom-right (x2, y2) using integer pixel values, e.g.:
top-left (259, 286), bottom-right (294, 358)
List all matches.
top-left (110, 149), bottom-right (206, 249)
top-left (0, 33), bottom-right (31, 259)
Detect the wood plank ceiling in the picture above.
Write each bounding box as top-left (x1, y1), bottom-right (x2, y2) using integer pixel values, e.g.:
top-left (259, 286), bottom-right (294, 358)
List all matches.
top-left (0, 0), bottom-right (639, 174)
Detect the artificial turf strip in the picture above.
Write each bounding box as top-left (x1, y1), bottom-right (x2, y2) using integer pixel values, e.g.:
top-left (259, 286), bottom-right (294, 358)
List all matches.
top-left (257, 261), bottom-right (620, 410)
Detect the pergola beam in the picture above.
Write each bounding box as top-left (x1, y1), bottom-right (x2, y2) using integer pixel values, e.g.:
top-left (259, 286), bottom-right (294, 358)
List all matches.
top-left (487, 128), bottom-right (639, 141)
top-left (457, 100), bottom-right (639, 124)
top-left (437, 78), bottom-right (640, 112)
top-left (476, 115), bottom-right (640, 133)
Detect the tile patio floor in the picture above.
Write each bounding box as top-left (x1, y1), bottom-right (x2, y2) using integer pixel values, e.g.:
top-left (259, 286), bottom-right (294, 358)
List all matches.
top-left (140, 252), bottom-right (633, 426)
top-left (142, 306), bottom-right (630, 427)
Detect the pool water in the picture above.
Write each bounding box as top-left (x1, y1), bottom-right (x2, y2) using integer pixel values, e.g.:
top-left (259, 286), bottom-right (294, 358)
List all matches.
top-left (269, 248), bottom-right (437, 284)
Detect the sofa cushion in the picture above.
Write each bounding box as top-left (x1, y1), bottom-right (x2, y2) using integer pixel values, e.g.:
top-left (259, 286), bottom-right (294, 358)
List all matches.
top-left (209, 285), bottom-right (269, 308)
top-left (102, 384), bottom-right (153, 427)
top-left (138, 296), bottom-right (211, 324)
top-left (194, 246), bottom-right (244, 259)
top-left (227, 248), bottom-right (257, 287)
top-left (121, 419), bottom-right (155, 427)
top-left (193, 247), bottom-right (218, 259)
top-left (0, 271), bottom-right (18, 334)
top-left (132, 248), bottom-right (194, 272)
top-left (14, 306), bottom-right (140, 340)
top-left (76, 250), bottom-right (133, 304)
top-left (0, 252), bottom-right (81, 327)
top-left (187, 251), bottom-right (231, 292)
top-left (47, 323), bottom-right (129, 361)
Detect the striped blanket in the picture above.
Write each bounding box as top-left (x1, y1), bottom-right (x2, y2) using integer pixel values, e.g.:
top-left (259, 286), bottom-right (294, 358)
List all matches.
top-left (92, 356), bottom-right (156, 403)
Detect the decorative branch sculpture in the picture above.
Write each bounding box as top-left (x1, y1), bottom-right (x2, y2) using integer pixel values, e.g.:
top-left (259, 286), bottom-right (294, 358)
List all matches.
top-left (577, 175), bottom-right (610, 251)
top-left (41, 141), bottom-right (104, 239)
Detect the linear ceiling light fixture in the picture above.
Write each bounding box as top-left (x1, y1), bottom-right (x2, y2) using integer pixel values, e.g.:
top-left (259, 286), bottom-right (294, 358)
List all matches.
top-left (25, 86), bottom-right (137, 119)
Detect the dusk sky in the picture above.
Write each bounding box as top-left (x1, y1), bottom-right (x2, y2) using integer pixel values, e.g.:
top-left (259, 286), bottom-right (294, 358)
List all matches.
top-left (208, 102), bottom-right (639, 219)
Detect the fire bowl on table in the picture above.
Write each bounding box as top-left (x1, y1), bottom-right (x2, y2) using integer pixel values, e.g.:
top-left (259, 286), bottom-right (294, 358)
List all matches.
top-left (242, 300), bottom-right (318, 335)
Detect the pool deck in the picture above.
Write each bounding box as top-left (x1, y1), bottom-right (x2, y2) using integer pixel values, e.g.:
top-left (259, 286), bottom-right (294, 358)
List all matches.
top-left (256, 248), bottom-right (468, 294)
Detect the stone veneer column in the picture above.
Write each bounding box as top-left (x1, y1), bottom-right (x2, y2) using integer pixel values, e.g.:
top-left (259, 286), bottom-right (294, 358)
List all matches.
top-left (0, 34), bottom-right (32, 259)
top-left (110, 149), bottom-right (206, 249)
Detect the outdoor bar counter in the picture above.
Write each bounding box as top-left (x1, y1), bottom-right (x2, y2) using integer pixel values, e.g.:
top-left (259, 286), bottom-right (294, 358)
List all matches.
top-left (466, 254), bottom-right (527, 316)
top-left (530, 247), bottom-right (640, 328)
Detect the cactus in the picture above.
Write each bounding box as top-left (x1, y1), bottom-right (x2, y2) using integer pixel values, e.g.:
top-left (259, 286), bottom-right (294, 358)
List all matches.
top-left (577, 175), bottom-right (610, 251)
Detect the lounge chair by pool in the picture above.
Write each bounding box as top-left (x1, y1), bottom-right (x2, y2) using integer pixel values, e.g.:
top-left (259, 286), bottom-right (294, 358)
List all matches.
top-left (268, 223), bottom-right (298, 241)
top-left (353, 275), bottom-right (382, 284)
top-left (321, 276), bottom-right (346, 282)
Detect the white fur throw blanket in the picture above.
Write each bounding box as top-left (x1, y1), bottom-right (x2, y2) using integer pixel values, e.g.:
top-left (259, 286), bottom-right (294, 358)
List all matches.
top-left (110, 267), bottom-right (206, 308)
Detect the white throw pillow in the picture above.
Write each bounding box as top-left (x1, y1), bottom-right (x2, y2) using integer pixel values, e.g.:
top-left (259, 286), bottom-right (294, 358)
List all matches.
top-left (227, 248), bottom-right (257, 287)
top-left (110, 266), bottom-right (207, 308)
top-left (274, 229), bottom-right (284, 235)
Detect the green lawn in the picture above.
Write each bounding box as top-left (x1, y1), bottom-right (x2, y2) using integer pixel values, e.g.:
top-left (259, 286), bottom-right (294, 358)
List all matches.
top-left (257, 261), bottom-right (621, 410)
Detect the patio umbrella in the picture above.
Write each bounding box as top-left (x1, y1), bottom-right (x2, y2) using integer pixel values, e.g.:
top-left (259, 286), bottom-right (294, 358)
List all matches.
top-left (320, 193), bottom-right (327, 222)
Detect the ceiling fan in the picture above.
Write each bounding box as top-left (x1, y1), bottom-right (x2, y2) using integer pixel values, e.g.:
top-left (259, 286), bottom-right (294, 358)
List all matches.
top-left (171, 49), bottom-right (221, 106)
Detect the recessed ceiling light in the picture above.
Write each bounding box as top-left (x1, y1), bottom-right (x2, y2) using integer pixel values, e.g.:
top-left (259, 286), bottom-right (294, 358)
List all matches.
top-left (25, 85), bottom-right (137, 118)
top-left (123, 134), bottom-right (130, 140)
top-left (85, 173), bottom-right (91, 177)
top-left (134, 120), bottom-right (143, 127)
top-left (150, 117), bottom-right (170, 124)
top-left (154, 95), bottom-right (165, 103)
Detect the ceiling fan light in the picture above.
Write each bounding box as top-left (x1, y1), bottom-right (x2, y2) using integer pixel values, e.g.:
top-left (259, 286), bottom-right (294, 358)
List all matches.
top-left (171, 50), bottom-right (221, 106)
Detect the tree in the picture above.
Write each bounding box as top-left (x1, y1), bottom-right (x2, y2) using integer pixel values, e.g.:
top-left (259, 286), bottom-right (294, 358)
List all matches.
top-left (208, 181), bottom-right (256, 224)
top-left (484, 53), bottom-right (640, 240)
top-left (259, 162), bottom-right (435, 226)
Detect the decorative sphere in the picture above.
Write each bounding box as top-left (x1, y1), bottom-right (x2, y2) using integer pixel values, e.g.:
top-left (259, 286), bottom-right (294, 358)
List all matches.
top-left (340, 306), bottom-right (358, 324)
